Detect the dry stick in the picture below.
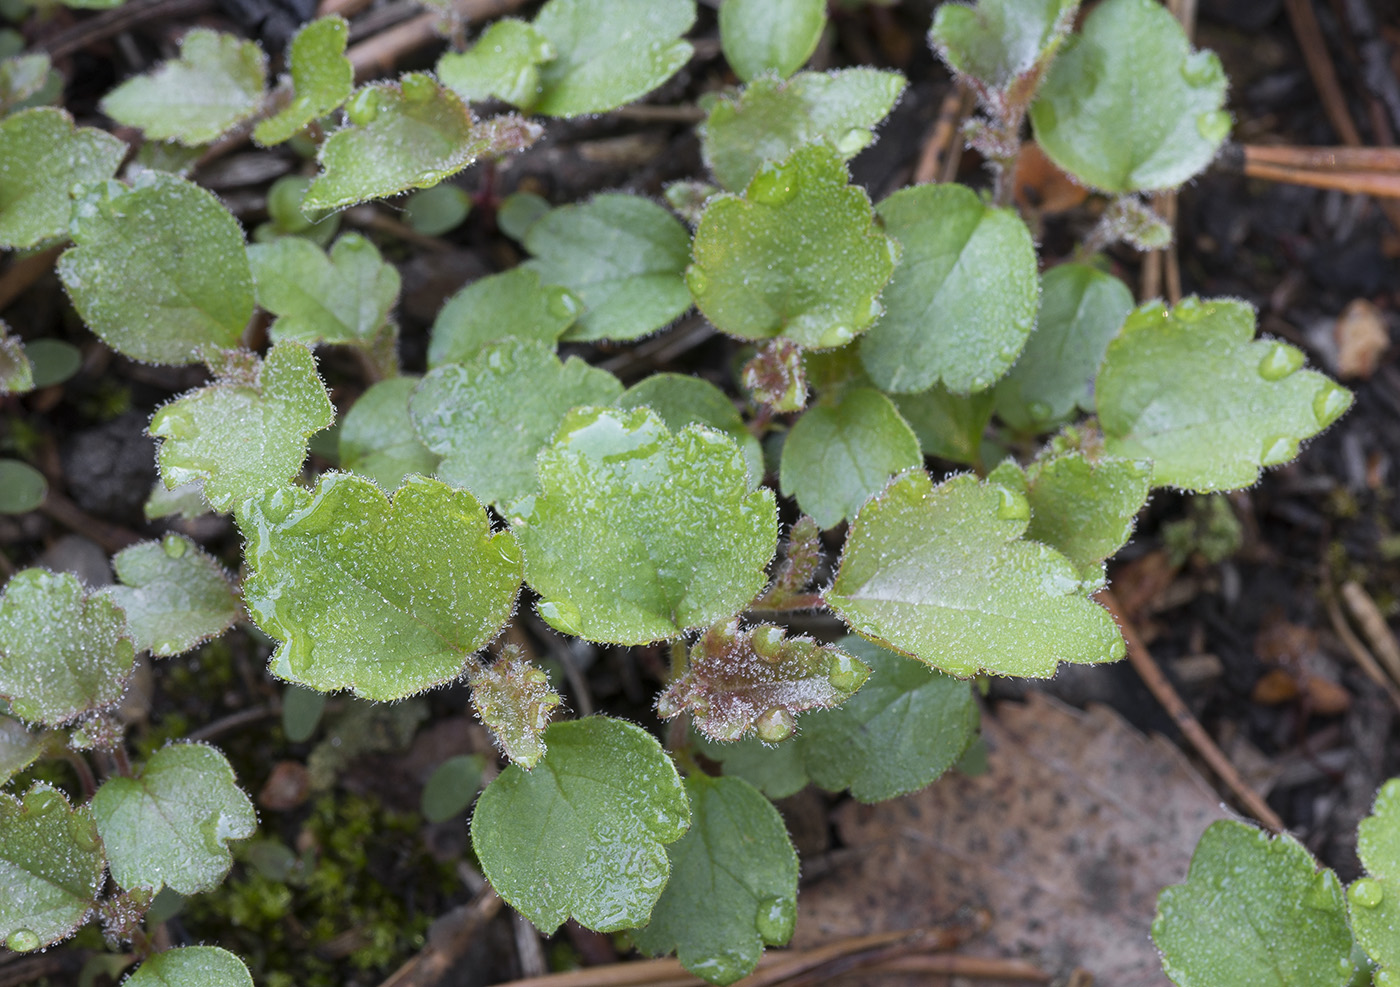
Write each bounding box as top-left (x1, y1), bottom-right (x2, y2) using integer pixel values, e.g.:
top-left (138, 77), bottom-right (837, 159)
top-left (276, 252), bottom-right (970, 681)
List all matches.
top-left (1143, 0), bottom-right (1198, 306)
top-left (1323, 591), bottom-right (1400, 712)
top-left (38, 0), bottom-right (213, 60)
top-left (1242, 159), bottom-right (1400, 198)
top-left (39, 490), bottom-right (141, 555)
top-left (1245, 144), bottom-right (1400, 170)
top-left (913, 85), bottom-right (969, 185)
top-left (1099, 589), bottom-right (1287, 832)
top-left (378, 888), bottom-right (503, 987)
top-left (1339, 581), bottom-right (1400, 684)
top-left (346, 0), bottom-right (526, 80)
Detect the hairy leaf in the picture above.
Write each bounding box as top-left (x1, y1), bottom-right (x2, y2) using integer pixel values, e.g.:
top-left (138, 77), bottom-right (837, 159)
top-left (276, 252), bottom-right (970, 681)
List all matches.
top-left (437, 19), bottom-right (554, 108)
top-left (248, 233), bottom-right (400, 347)
top-left (1015, 449), bottom-right (1150, 577)
top-left (930, 0), bottom-right (1076, 91)
top-left (428, 268), bottom-right (579, 367)
top-left (100, 535), bottom-right (239, 657)
top-left (1352, 778), bottom-right (1400, 975)
top-left (616, 373), bottom-right (763, 485)
top-left (253, 17), bottom-right (353, 147)
top-left (0, 108), bottom-right (125, 249)
top-left (719, 0), bottom-right (825, 81)
top-left (0, 785), bottom-right (104, 952)
top-left (0, 716), bottom-right (44, 784)
top-left (0, 328), bottom-right (32, 394)
top-left (890, 385), bottom-right (994, 466)
top-left (0, 53), bottom-right (54, 117)
top-left (339, 377), bottom-right (440, 491)
top-left (126, 946), bottom-right (254, 987)
top-left (470, 651), bottom-right (562, 768)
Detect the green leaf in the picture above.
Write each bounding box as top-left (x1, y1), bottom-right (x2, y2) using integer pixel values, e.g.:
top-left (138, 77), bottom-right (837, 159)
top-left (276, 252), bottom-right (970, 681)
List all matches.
top-left (1351, 778), bottom-right (1400, 975)
top-left (688, 143), bottom-right (897, 350)
top-left (1028, 0), bottom-right (1229, 193)
top-left (92, 743), bottom-right (255, 895)
top-left (100, 535), bottom-right (239, 657)
top-left (1152, 820), bottom-right (1353, 987)
top-left (827, 471), bottom-right (1123, 677)
top-left (616, 373), bottom-right (762, 485)
top-left (719, 0), bottom-right (826, 82)
top-left (633, 775), bottom-right (798, 985)
top-left (428, 268), bottom-right (579, 367)
top-left (514, 406), bottom-right (776, 645)
top-left (24, 339), bottom-right (81, 389)
top-left (280, 685), bottom-right (325, 743)
top-left (253, 16), bottom-right (353, 147)
top-left (404, 183), bottom-right (472, 236)
top-left (0, 108), bottom-right (125, 250)
top-left (860, 183), bottom-right (1038, 394)
top-left (0, 784), bottom-right (104, 952)
top-left (694, 731), bottom-right (808, 800)
top-left (240, 473), bottom-right (523, 700)
top-left (929, 0), bottom-right (1076, 91)
top-left (531, 0), bottom-right (695, 117)
top-left (890, 385), bottom-right (993, 466)
top-left (993, 263), bottom-right (1135, 433)
top-left (0, 569), bottom-right (135, 726)
top-left (126, 946), bottom-right (254, 987)
top-left (701, 69), bottom-right (906, 192)
top-left (144, 480), bottom-right (209, 522)
top-left (420, 754), bottom-right (484, 823)
top-left (411, 338), bottom-right (623, 508)
top-left (437, 19), bottom-right (554, 108)
top-left (780, 386), bottom-right (921, 529)
top-left (470, 651), bottom-right (562, 767)
top-left (58, 171), bottom-right (255, 365)
top-left (0, 53), bottom-right (55, 117)
top-left (248, 233), bottom-right (400, 347)
top-left (0, 459), bottom-right (44, 514)
top-left (471, 717), bottom-right (689, 933)
top-left (148, 343), bottom-right (334, 512)
top-left (1096, 297), bottom-right (1353, 492)
top-left (339, 377), bottom-right (440, 491)
top-left (498, 190), bottom-right (551, 242)
top-left (0, 327), bottom-right (32, 394)
top-left (0, 716), bottom-right (44, 784)
top-left (99, 29), bottom-right (266, 146)
top-left (524, 193), bottom-right (692, 343)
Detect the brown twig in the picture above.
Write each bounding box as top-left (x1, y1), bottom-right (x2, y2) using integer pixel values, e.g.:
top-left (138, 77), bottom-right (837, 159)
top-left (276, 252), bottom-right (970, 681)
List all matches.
top-left (1141, 0), bottom-right (1196, 305)
top-left (1339, 581), bottom-right (1400, 685)
top-left (914, 84), bottom-right (970, 185)
top-left (39, 489), bottom-right (142, 555)
top-left (346, 0), bottom-right (527, 80)
top-left (377, 887), bottom-right (503, 987)
top-left (38, 0), bottom-right (214, 60)
top-left (1242, 158), bottom-right (1400, 198)
top-left (1323, 591), bottom-right (1400, 712)
top-left (186, 704), bottom-right (279, 744)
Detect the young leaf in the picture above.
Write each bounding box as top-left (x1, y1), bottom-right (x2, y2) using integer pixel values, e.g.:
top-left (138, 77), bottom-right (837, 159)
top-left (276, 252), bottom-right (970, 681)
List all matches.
top-left (524, 193), bottom-right (692, 342)
top-left (428, 268), bottom-right (579, 367)
top-left (498, 190), bottom-right (551, 242)
top-left (404, 184), bottom-right (471, 235)
top-left (100, 535), bottom-right (239, 657)
top-left (719, 0), bottom-right (826, 82)
top-left (1015, 449), bottom-right (1150, 577)
top-left (890, 385), bottom-right (994, 466)
top-left (420, 754), bottom-right (484, 823)
top-left (701, 70), bottom-right (906, 192)
top-left (993, 263), bottom-right (1135, 434)
top-left (0, 459), bottom-right (44, 514)
top-left (689, 143), bottom-right (897, 350)
top-left (437, 19), bottom-right (554, 109)
top-left (149, 343), bottom-right (334, 512)
top-left (779, 386), bottom-right (921, 529)
top-left (0, 784), bottom-right (104, 952)
top-left (0, 326), bottom-right (32, 394)
top-left (253, 16), bottom-right (354, 147)
top-left (469, 650), bottom-right (562, 768)
top-left (1351, 777), bottom-right (1400, 974)
top-left (633, 775), bottom-right (799, 985)
top-left (694, 730), bottom-right (808, 800)
top-left (929, 0), bottom-right (1076, 92)
top-left (411, 338), bottom-right (623, 508)
top-left (1096, 298), bottom-right (1353, 492)
top-left (530, 0), bottom-right (695, 118)
top-left (0, 716), bottom-right (44, 784)
top-left (59, 171), bottom-right (255, 365)
top-left (859, 183), bottom-right (1038, 394)
top-left (470, 717), bottom-right (689, 932)
top-left (125, 946), bottom-right (254, 987)
top-left (99, 29), bottom-right (267, 146)
top-left (0, 108), bottom-right (125, 250)
top-left (754, 515), bottom-right (823, 609)
top-left (742, 338), bottom-right (807, 413)
top-left (91, 743), bottom-right (255, 895)
top-left (0, 53), bottom-right (54, 117)
top-left (240, 473), bottom-right (523, 700)
top-left (247, 233), bottom-right (400, 348)
top-left (617, 373), bottom-right (763, 486)
top-left (339, 377), bottom-right (440, 491)
top-left (0, 569), bottom-right (135, 726)
top-left (1152, 821), bottom-right (1353, 987)
top-left (657, 620), bottom-right (870, 743)
top-left (514, 406), bottom-right (776, 645)
top-left (827, 471), bottom-right (1123, 678)
top-left (1028, 0), bottom-right (1229, 192)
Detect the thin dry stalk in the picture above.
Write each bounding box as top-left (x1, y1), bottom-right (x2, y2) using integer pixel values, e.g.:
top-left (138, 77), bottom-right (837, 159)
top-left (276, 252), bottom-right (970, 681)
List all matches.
top-left (1323, 592), bottom-right (1400, 712)
top-left (1339, 581), bottom-right (1400, 684)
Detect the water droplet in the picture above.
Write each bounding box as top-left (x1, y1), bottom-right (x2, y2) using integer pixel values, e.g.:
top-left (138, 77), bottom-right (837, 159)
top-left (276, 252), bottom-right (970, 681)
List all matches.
top-left (1260, 435), bottom-right (1297, 467)
top-left (161, 534), bottom-right (189, 558)
top-left (686, 266), bottom-right (710, 297)
top-left (754, 708), bottom-right (794, 743)
top-left (1257, 342), bottom-right (1304, 381)
top-left (1181, 51), bottom-right (1224, 88)
top-left (1352, 877), bottom-right (1384, 909)
top-left (7, 930), bottom-right (39, 952)
top-left (1377, 969), bottom-right (1395, 987)
top-left (1196, 110), bottom-right (1232, 144)
top-left (1338, 956), bottom-right (1353, 976)
top-left (754, 895), bottom-right (795, 944)
top-left (817, 325), bottom-right (854, 348)
top-left (994, 486), bottom-right (1030, 522)
top-left (346, 87), bottom-right (382, 126)
top-left (835, 128), bottom-right (869, 156)
top-left (1305, 868), bottom-right (1342, 910)
top-left (748, 162), bottom-right (797, 207)
top-left (547, 289), bottom-right (581, 320)
top-left (495, 535), bottom-right (522, 566)
top-left (1172, 296), bottom-right (1204, 322)
top-left (827, 653), bottom-right (868, 694)
top-left (1027, 401), bottom-right (1053, 421)
top-left (538, 599), bottom-right (581, 636)
top-left (400, 73), bottom-right (437, 103)
top-left (1312, 381), bottom-right (1351, 428)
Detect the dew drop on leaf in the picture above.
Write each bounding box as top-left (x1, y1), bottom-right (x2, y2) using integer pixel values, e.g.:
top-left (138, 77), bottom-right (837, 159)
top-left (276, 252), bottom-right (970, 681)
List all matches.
top-left (1352, 877), bottom-right (1384, 909)
top-left (754, 895), bottom-right (795, 944)
top-left (345, 87), bottom-right (381, 126)
top-left (1172, 296), bottom-right (1204, 322)
top-left (160, 534), bottom-right (188, 558)
top-left (754, 708), bottom-right (795, 743)
top-left (1257, 342), bottom-right (1304, 381)
top-left (835, 128), bottom-right (869, 155)
top-left (401, 72), bottom-right (436, 102)
top-left (747, 162), bottom-right (797, 207)
top-left (995, 486), bottom-right (1031, 522)
top-left (7, 929), bottom-right (40, 952)
top-left (1196, 109), bottom-right (1231, 143)
top-left (538, 599), bottom-right (582, 636)
top-left (1312, 381), bottom-right (1351, 428)
top-left (1260, 435), bottom-right (1298, 467)
top-left (686, 267), bottom-right (710, 296)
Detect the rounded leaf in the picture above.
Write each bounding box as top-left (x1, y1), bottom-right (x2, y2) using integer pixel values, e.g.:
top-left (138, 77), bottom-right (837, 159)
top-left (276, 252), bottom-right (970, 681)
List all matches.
top-left (1352, 778), bottom-right (1400, 974)
top-left (428, 267), bottom-right (579, 367)
top-left (100, 535), bottom-right (240, 657)
top-left (719, 0), bottom-right (826, 82)
top-left (253, 16), bottom-right (354, 147)
top-left (125, 946), bottom-right (254, 987)
top-left (0, 784), bottom-right (104, 951)
top-left (339, 376), bottom-right (440, 491)
top-left (0, 108), bottom-right (125, 250)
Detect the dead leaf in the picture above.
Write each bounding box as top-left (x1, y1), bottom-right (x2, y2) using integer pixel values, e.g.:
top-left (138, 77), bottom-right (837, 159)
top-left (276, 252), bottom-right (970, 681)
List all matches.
top-left (1013, 142), bottom-right (1089, 215)
top-left (1333, 298), bottom-right (1389, 379)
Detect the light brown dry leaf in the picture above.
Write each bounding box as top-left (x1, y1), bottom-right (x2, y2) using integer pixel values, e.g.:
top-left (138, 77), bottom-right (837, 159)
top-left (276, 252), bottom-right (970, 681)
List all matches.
top-left (1333, 298), bottom-right (1389, 379)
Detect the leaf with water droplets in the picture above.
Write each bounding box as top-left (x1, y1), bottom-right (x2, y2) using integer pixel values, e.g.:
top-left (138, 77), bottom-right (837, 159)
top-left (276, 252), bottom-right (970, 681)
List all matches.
top-left (616, 373), bottom-right (762, 486)
top-left (253, 16), bottom-right (353, 147)
top-left (0, 108), bottom-right (125, 249)
top-left (125, 946), bottom-right (254, 987)
top-left (91, 743), bottom-right (255, 895)
top-left (515, 406), bottom-right (776, 645)
top-left (0, 784), bottom-right (104, 952)
top-left (0, 52), bottom-right (55, 117)
top-left (0, 325), bottom-right (32, 394)
top-left (1153, 820), bottom-right (1353, 987)
top-left (99, 535), bottom-right (239, 657)
top-left (1029, 0), bottom-right (1229, 192)
top-left (827, 471), bottom-right (1123, 678)
top-left (428, 267), bottom-right (579, 367)
top-left (148, 343), bottom-right (334, 512)
top-left (524, 193), bottom-right (692, 343)
top-left (469, 649), bottom-right (562, 768)
top-left (689, 143), bottom-right (896, 350)
top-left (633, 774), bottom-right (798, 985)
top-left (0, 716), bottom-right (44, 784)
top-left (339, 377), bottom-right (440, 491)
top-left (1351, 778), bottom-right (1400, 975)
top-left (1096, 297), bottom-right (1353, 492)
top-left (701, 69), bottom-right (906, 191)
top-left (890, 384), bottom-right (994, 466)
top-left (719, 0), bottom-right (825, 82)
top-left (248, 233), bottom-right (400, 348)
top-left (437, 18), bottom-right (554, 109)
top-left (860, 183), bottom-right (1038, 394)
top-left (0, 568), bottom-right (135, 726)
top-left (411, 337), bottom-right (622, 509)
top-left (471, 716), bottom-right (689, 933)
top-left (929, 0), bottom-right (1076, 92)
top-left (99, 29), bottom-right (266, 146)
top-left (240, 472), bottom-right (522, 700)
top-left (59, 171), bottom-right (255, 365)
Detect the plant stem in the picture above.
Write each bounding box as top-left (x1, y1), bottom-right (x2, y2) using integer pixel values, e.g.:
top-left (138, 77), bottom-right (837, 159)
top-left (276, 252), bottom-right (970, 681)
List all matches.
top-left (110, 743), bottom-right (133, 779)
top-left (62, 750), bottom-right (98, 801)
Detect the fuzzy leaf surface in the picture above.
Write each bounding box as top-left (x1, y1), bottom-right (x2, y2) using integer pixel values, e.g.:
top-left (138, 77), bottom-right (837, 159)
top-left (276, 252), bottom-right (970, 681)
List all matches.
top-left (471, 717), bottom-right (689, 933)
top-left (828, 471), bottom-right (1123, 677)
top-left (689, 143), bottom-right (896, 350)
top-left (126, 946), bottom-right (254, 987)
top-left (99, 30), bottom-right (266, 146)
top-left (0, 785), bottom-right (104, 952)
top-left (617, 373), bottom-right (763, 486)
top-left (930, 0), bottom-right (1075, 90)
top-left (437, 19), bottom-right (553, 108)
top-left (1096, 298), bottom-right (1352, 492)
top-left (253, 17), bottom-right (353, 146)
top-left (241, 473), bottom-right (522, 699)
top-left (0, 109), bottom-right (125, 249)
top-left (148, 343), bottom-right (334, 512)
top-left (719, 0), bottom-right (825, 81)
top-left (1152, 821), bottom-right (1353, 987)
top-left (428, 268), bottom-right (578, 367)
top-left (0, 569), bottom-right (134, 726)
top-left (339, 377), bottom-right (439, 491)
top-left (0, 329), bottom-right (31, 394)
top-left (100, 535), bottom-right (238, 657)
top-left (411, 338), bottom-right (622, 508)
top-left (0, 716), bottom-right (43, 784)
top-left (248, 233), bottom-right (400, 347)
top-left (470, 653), bottom-right (562, 768)
top-left (1028, 0), bottom-right (1229, 192)
top-left (1352, 778), bottom-right (1400, 974)
top-left (0, 53), bottom-right (54, 117)
top-left (515, 406), bottom-right (776, 645)
top-left (701, 70), bottom-right (906, 191)
top-left (860, 183), bottom-right (1037, 394)
top-left (58, 172), bottom-right (254, 365)
top-left (633, 775), bottom-right (798, 985)
top-left (524, 194), bottom-right (692, 342)
top-left (891, 385), bottom-right (993, 465)
top-left (92, 743), bottom-right (255, 895)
